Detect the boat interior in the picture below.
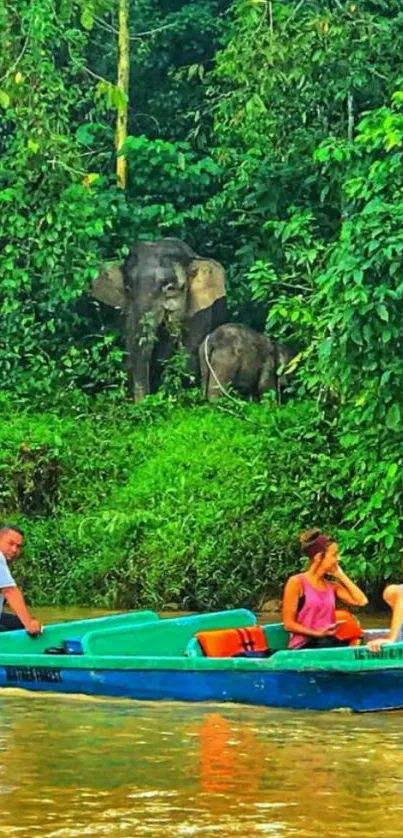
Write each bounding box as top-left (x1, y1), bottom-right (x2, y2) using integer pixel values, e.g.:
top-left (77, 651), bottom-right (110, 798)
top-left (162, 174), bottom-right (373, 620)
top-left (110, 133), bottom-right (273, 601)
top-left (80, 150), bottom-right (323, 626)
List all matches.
top-left (0, 609), bottom-right (389, 659)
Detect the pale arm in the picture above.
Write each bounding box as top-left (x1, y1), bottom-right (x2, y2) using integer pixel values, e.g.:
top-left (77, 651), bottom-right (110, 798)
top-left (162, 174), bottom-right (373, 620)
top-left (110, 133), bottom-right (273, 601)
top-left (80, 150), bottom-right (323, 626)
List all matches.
top-left (367, 585), bottom-right (403, 652)
top-left (385, 585), bottom-right (403, 641)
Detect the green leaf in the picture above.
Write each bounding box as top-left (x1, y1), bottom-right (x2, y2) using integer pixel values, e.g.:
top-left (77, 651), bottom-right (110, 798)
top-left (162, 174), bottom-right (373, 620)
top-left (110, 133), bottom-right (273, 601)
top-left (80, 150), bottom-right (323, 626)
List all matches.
top-left (80, 6), bottom-right (94, 29)
top-left (76, 125), bottom-right (96, 146)
top-left (188, 65), bottom-right (199, 81)
top-left (329, 486), bottom-right (345, 500)
top-left (0, 90), bottom-right (10, 109)
top-left (340, 433), bottom-right (359, 449)
top-left (0, 188), bottom-right (15, 202)
top-left (314, 145), bottom-right (330, 163)
top-left (376, 304), bottom-right (389, 322)
top-left (27, 139), bottom-right (39, 153)
top-left (386, 403), bottom-right (401, 431)
top-left (386, 463), bottom-right (398, 481)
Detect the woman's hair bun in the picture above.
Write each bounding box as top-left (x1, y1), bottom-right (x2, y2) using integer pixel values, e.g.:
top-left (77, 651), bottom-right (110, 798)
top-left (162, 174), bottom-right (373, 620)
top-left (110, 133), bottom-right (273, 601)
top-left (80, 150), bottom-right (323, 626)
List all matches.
top-left (299, 528), bottom-right (322, 552)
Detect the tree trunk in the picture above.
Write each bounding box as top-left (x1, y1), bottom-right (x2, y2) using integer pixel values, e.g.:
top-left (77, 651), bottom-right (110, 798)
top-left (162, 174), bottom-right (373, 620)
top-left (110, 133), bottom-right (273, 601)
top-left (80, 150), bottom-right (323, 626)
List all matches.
top-left (116, 0), bottom-right (129, 189)
top-left (347, 92), bottom-right (354, 142)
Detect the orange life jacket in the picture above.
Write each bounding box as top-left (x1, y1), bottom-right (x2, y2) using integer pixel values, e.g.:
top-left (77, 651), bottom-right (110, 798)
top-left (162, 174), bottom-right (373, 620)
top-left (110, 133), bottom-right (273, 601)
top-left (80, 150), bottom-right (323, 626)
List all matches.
top-left (195, 625), bottom-right (269, 658)
top-left (335, 609), bottom-right (363, 646)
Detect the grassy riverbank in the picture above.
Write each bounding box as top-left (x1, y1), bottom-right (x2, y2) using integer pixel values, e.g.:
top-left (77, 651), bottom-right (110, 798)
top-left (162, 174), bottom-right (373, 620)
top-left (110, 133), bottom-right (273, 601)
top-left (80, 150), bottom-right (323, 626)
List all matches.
top-left (1, 394), bottom-right (398, 610)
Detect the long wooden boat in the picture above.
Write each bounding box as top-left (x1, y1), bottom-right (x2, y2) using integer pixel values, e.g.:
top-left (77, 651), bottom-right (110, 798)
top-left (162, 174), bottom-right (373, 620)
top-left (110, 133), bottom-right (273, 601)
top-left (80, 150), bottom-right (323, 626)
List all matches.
top-left (0, 609), bottom-right (398, 712)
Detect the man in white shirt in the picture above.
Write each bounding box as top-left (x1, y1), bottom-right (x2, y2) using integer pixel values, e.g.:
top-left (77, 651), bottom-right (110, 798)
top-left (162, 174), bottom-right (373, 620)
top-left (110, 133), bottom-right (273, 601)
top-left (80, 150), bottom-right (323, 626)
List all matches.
top-left (0, 525), bottom-right (42, 636)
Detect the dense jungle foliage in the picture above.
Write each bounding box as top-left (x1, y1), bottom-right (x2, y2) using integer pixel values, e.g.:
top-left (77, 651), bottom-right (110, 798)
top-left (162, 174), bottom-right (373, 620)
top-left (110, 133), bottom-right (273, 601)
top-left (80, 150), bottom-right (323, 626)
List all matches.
top-left (1, 0), bottom-right (403, 607)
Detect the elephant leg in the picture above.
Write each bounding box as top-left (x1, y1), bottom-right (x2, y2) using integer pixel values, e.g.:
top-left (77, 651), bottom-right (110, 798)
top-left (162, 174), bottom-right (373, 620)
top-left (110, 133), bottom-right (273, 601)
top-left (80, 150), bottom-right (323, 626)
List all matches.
top-left (257, 356), bottom-right (277, 398)
top-left (151, 328), bottom-right (179, 391)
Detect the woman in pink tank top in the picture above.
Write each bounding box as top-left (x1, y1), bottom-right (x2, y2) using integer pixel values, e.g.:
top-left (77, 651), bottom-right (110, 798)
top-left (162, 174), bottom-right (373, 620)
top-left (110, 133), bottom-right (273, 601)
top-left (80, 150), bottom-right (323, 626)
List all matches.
top-left (282, 529), bottom-right (368, 650)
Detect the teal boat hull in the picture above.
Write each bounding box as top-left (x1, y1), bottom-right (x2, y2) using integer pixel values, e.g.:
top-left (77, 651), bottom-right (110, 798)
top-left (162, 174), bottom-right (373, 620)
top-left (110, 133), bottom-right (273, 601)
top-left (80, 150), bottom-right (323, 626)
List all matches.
top-left (0, 610), bottom-right (399, 712)
top-left (1, 658), bottom-right (403, 712)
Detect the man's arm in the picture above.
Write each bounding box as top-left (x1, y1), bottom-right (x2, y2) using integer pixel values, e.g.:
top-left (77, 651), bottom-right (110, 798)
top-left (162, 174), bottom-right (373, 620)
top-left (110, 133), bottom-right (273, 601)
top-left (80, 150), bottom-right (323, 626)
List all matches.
top-left (2, 586), bottom-right (42, 636)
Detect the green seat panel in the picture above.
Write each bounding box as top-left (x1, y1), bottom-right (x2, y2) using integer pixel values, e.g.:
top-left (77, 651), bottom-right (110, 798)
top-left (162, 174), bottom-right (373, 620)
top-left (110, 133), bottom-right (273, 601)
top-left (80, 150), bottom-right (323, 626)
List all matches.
top-left (262, 622), bottom-right (290, 650)
top-left (83, 609), bottom-right (257, 657)
top-left (185, 636), bottom-right (205, 657)
top-left (0, 610), bottom-right (159, 655)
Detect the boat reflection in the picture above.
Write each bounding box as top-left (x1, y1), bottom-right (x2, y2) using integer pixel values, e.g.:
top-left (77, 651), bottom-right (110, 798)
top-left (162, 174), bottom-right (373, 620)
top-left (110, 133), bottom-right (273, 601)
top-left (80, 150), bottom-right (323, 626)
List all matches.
top-left (198, 711), bottom-right (266, 794)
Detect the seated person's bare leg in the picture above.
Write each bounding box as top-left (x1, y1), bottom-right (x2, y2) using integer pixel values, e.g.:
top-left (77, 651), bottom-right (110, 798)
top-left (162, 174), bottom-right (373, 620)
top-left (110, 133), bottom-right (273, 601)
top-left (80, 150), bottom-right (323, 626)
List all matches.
top-left (367, 585), bottom-right (403, 652)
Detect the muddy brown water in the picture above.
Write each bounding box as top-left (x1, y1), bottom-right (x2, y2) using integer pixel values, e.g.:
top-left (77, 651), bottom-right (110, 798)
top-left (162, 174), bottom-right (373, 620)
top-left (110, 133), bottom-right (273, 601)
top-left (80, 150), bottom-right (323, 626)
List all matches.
top-left (0, 608), bottom-right (400, 838)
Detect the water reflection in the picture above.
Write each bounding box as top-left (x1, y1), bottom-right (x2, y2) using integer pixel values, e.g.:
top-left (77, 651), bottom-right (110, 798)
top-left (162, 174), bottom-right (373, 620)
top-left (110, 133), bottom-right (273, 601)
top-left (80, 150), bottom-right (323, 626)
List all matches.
top-left (0, 692), bottom-right (402, 837)
top-left (198, 712), bottom-right (266, 795)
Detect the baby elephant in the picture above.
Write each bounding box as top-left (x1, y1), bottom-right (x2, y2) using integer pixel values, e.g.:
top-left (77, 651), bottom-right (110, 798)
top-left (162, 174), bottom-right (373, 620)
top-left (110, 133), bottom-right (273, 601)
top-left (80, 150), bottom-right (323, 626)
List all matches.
top-left (199, 324), bottom-right (294, 400)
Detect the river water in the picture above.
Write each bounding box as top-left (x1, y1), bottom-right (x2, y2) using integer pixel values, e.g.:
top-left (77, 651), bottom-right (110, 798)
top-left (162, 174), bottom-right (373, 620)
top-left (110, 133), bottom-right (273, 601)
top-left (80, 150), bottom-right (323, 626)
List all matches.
top-left (1, 608), bottom-right (401, 838)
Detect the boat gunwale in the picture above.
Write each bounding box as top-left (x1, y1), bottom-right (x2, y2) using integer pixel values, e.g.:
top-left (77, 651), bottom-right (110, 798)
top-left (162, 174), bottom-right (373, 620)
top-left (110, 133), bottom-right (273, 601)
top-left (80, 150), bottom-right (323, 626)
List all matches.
top-left (0, 644), bottom-right (403, 673)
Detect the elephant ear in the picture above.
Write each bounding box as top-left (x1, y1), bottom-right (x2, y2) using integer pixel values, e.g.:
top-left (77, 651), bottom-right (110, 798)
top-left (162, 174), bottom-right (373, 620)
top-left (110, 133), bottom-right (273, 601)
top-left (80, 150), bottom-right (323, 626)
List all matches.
top-left (91, 263), bottom-right (128, 311)
top-left (187, 259), bottom-right (226, 318)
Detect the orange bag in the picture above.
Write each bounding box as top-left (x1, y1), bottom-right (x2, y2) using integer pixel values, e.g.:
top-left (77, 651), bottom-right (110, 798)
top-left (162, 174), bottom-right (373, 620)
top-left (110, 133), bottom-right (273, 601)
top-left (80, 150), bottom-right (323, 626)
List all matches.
top-left (335, 609), bottom-right (363, 646)
top-left (195, 625), bottom-right (269, 658)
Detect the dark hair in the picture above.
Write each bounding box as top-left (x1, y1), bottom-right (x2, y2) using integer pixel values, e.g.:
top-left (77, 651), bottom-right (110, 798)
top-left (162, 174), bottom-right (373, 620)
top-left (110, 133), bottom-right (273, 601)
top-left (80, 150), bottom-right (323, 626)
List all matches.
top-left (0, 524), bottom-right (24, 538)
top-left (299, 528), bottom-right (334, 560)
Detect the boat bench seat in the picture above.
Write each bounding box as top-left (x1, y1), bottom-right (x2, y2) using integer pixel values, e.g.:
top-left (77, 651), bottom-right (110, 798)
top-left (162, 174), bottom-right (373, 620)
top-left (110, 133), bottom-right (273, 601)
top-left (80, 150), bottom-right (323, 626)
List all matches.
top-left (80, 609), bottom-right (258, 657)
top-left (0, 611), bottom-right (160, 657)
top-left (36, 614), bottom-right (290, 659)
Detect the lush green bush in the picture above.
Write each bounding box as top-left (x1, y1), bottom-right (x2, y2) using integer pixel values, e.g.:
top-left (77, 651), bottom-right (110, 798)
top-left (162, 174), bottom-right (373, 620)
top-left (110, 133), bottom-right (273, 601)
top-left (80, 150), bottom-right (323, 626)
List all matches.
top-left (1, 395), bottom-right (400, 610)
top-left (0, 397), bottom-right (327, 608)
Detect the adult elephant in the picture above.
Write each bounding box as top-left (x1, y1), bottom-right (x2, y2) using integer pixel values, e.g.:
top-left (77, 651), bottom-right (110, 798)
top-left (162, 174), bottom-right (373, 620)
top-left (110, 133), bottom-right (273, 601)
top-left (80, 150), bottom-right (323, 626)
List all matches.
top-left (199, 323), bottom-right (296, 401)
top-left (91, 238), bottom-right (226, 401)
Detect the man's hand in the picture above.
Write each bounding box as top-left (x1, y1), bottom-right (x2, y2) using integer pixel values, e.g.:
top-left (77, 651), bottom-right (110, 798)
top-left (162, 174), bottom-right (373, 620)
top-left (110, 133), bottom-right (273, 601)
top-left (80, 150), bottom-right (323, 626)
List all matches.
top-left (26, 618), bottom-right (42, 637)
top-left (3, 587), bottom-right (43, 635)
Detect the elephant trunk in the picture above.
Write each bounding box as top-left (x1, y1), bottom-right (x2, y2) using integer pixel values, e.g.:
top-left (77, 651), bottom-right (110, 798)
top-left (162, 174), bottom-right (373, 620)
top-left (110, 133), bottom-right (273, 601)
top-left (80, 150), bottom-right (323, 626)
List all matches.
top-left (126, 339), bottom-right (154, 402)
top-left (125, 308), bottom-right (158, 401)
